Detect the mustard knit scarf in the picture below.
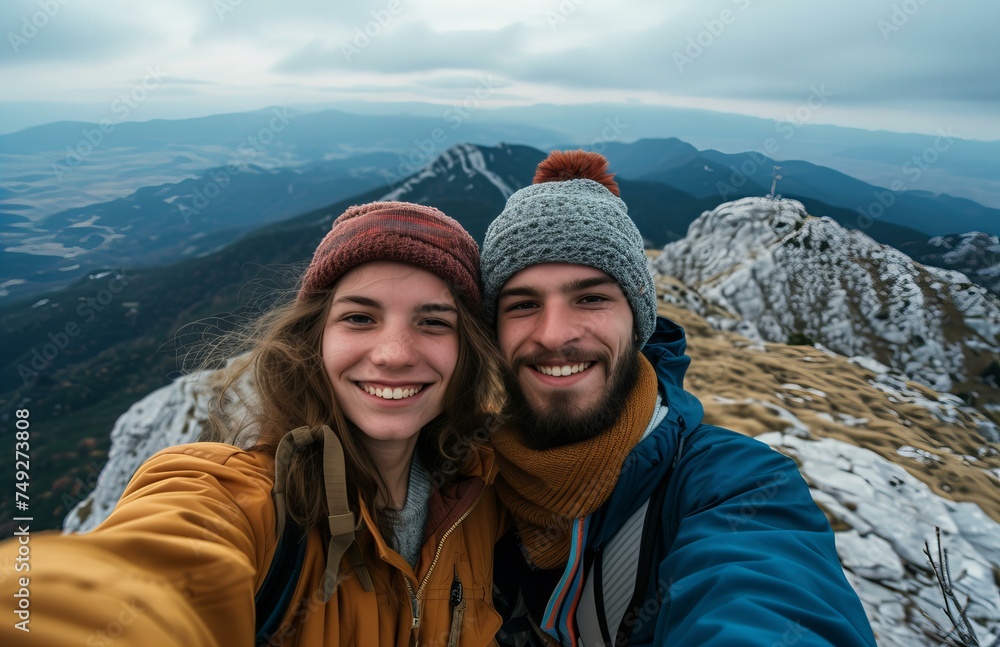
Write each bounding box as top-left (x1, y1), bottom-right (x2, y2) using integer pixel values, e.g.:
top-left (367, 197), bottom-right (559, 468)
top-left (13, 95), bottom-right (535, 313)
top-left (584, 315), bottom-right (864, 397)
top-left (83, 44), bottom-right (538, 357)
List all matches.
top-left (492, 353), bottom-right (658, 569)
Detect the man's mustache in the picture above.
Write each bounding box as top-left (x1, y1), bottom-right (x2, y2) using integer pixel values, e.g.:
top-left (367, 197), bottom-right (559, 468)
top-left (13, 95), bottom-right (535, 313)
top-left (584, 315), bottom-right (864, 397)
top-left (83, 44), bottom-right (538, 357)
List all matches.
top-left (509, 347), bottom-right (612, 371)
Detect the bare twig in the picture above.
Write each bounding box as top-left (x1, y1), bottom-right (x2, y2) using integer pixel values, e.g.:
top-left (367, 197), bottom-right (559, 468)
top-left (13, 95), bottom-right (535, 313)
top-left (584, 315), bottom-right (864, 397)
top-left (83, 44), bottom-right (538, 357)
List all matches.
top-left (920, 527), bottom-right (983, 647)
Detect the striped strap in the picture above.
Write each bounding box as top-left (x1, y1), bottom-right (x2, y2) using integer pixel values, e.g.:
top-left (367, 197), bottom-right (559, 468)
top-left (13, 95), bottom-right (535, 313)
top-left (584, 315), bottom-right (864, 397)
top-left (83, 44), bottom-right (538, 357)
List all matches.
top-left (540, 516), bottom-right (590, 646)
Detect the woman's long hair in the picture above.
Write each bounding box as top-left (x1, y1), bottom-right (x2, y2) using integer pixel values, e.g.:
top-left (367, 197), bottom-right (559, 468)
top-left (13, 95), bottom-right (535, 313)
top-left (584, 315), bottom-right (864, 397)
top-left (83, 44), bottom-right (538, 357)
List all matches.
top-left (199, 276), bottom-right (505, 537)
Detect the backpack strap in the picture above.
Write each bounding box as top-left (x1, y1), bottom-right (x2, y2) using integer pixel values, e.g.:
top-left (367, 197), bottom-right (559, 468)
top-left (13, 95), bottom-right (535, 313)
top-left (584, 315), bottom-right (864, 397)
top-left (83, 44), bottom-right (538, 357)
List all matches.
top-left (254, 426), bottom-right (373, 645)
top-left (614, 464), bottom-right (672, 645)
top-left (579, 434), bottom-right (684, 646)
top-left (578, 497), bottom-right (651, 643)
top-left (272, 425), bottom-right (372, 600)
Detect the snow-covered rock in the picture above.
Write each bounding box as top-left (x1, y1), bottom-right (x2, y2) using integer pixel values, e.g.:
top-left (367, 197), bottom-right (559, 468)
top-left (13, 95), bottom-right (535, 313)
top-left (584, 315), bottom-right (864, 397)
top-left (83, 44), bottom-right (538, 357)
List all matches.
top-left (653, 197), bottom-right (1000, 393)
top-left (924, 232), bottom-right (1000, 296)
top-left (63, 371), bottom-right (216, 532)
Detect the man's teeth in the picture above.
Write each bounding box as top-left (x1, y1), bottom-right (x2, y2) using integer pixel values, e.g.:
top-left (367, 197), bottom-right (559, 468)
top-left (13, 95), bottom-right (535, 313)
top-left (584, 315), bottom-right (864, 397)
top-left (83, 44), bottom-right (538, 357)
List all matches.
top-left (535, 362), bottom-right (592, 377)
top-left (361, 385), bottom-right (422, 400)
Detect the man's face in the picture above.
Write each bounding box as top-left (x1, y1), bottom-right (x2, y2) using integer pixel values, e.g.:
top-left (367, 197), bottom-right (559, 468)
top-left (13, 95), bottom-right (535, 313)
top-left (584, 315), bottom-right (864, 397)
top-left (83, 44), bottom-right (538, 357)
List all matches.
top-left (496, 263), bottom-right (639, 448)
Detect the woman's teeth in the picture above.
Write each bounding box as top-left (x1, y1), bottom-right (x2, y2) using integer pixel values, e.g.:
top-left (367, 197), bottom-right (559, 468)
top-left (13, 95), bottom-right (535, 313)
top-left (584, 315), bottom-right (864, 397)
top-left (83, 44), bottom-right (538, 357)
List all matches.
top-left (535, 362), bottom-right (592, 377)
top-left (361, 384), bottom-right (422, 400)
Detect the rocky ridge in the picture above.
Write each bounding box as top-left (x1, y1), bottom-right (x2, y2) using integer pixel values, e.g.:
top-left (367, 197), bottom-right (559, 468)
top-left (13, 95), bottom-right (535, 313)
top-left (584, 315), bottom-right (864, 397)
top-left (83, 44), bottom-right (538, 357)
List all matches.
top-left (652, 197), bottom-right (1000, 397)
top-left (924, 232), bottom-right (1000, 297)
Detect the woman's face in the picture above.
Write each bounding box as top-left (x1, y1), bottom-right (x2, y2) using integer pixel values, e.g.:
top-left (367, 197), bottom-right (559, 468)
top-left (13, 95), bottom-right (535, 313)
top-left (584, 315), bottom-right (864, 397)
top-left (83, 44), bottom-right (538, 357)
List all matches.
top-left (321, 262), bottom-right (460, 449)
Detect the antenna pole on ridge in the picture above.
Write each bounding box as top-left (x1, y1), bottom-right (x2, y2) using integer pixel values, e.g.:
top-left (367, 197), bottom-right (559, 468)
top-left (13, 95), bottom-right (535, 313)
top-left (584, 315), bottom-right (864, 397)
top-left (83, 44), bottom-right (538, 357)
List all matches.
top-left (767, 165), bottom-right (782, 199)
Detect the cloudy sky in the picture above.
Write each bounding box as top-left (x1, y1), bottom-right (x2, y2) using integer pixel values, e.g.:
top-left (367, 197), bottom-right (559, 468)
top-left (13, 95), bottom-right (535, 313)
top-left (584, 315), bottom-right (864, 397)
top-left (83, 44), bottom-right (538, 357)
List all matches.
top-left (1, 0), bottom-right (997, 139)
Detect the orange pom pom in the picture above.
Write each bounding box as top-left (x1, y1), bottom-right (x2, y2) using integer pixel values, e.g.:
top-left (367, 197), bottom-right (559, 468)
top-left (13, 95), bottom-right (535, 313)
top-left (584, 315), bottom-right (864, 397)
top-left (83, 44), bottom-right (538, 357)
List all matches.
top-left (532, 150), bottom-right (620, 196)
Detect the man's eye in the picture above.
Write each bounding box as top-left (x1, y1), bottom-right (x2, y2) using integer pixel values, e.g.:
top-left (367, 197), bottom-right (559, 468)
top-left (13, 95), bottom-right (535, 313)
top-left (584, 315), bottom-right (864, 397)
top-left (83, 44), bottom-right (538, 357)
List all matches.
top-left (580, 295), bottom-right (609, 304)
top-left (505, 301), bottom-right (537, 312)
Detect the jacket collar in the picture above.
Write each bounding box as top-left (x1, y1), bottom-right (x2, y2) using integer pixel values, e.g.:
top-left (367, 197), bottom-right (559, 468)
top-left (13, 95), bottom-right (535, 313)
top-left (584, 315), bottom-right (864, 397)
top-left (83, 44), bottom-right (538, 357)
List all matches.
top-left (590, 316), bottom-right (705, 544)
top-left (357, 441), bottom-right (497, 574)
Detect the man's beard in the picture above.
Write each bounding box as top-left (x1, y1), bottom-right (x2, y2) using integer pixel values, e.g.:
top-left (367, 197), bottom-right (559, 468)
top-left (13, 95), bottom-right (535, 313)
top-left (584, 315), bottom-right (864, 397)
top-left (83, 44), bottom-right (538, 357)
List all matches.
top-left (502, 340), bottom-right (641, 450)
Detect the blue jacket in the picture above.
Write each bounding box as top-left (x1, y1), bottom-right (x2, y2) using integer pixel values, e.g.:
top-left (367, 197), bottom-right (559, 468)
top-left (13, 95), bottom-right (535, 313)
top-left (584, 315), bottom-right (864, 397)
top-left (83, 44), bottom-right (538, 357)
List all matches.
top-left (496, 317), bottom-right (877, 646)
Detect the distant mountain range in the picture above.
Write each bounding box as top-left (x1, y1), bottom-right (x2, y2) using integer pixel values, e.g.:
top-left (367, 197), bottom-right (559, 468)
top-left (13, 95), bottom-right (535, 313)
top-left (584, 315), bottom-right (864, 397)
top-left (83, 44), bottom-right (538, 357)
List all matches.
top-left (3, 102), bottom-right (999, 218)
top-left (0, 156), bottom-right (393, 298)
top-left (598, 139), bottom-right (998, 236)
top-left (5, 125), bottom-right (999, 302)
top-left (2, 141), bottom-right (999, 534)
top-left (476, 101), bottom-right (1000, 209)
top-left (0, 107), bottom-right (565, 221)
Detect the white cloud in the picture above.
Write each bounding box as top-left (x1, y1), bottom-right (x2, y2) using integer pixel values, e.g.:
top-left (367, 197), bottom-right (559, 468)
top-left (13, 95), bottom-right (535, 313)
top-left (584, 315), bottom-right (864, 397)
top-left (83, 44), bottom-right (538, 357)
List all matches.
top-left (1, 0), bottom-right (998, 139)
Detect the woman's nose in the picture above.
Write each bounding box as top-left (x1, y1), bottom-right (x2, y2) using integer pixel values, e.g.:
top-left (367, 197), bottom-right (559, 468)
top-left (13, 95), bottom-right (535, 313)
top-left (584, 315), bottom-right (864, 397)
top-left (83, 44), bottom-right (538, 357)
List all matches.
top-left (369, 325), bottom-right (418, 368)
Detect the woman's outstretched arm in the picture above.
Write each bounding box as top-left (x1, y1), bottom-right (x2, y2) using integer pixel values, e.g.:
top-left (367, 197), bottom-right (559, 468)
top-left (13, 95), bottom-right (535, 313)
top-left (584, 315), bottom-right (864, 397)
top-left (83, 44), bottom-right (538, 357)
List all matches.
top-left (1, 442), bottom-right (277, 646)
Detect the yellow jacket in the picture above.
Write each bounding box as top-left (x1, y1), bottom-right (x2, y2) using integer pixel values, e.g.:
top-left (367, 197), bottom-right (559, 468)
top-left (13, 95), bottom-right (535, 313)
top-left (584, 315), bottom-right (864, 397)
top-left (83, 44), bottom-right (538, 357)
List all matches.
top-left (0, 441), bottom-right (503, 646)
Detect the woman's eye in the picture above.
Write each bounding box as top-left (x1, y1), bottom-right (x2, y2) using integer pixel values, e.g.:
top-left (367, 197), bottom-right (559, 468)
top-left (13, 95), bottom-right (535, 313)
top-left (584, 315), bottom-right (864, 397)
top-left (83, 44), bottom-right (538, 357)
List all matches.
top-left (343, 314), bottom-right (374, 324)
top-left (422, 317), bottom-right (455, 329)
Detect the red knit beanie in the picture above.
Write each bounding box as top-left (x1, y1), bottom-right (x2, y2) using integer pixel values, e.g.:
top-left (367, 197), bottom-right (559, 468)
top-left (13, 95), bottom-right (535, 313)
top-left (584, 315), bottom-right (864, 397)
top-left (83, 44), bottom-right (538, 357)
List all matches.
top-left (299, 201), bottom-right (481, 310)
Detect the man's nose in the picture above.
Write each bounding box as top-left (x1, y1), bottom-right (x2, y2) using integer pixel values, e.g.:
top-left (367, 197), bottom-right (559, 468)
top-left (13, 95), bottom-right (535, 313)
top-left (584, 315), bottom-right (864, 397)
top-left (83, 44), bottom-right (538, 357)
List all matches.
top-left (530, 301), bottom-right (582, 351)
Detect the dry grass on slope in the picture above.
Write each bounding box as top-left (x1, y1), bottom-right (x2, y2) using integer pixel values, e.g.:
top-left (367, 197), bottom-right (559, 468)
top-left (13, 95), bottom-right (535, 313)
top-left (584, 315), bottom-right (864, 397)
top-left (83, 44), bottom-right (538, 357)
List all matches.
top-left (659, 300), bottom-right (1000, 523)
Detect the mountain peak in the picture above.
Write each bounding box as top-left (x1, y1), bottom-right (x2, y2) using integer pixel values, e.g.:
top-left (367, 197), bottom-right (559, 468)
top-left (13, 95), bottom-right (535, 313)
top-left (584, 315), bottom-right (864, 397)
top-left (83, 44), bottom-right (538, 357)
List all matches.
top-left (686, 196), bottom-right (810, 249)
top-left (381, 142), bottom-right (521, 202)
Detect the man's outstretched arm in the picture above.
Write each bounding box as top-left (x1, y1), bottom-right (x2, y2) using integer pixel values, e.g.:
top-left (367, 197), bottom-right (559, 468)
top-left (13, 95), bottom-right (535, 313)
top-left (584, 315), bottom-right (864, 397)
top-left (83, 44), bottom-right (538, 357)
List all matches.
top-left (647, 426), bottom-right (876, 646)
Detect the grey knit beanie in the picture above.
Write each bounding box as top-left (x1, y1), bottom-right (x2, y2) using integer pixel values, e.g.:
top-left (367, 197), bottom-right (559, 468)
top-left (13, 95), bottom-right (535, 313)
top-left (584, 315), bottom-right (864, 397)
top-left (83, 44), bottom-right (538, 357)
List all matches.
top-left (481, 150), bottom-right (657, 345)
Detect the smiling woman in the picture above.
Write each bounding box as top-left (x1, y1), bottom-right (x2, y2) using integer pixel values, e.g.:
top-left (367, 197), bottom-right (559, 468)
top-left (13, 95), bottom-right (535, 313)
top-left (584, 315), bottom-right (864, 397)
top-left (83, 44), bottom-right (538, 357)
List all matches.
top-left (321, 262), bottom-right (461, 506)
top-left (0, 201), bottom-right (507, 647)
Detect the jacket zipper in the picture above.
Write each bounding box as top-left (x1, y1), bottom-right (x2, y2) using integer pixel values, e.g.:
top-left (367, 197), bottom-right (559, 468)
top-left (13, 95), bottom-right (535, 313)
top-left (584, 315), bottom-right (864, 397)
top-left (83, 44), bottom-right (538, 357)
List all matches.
top-left (405, 486), bottom-right (487, 638)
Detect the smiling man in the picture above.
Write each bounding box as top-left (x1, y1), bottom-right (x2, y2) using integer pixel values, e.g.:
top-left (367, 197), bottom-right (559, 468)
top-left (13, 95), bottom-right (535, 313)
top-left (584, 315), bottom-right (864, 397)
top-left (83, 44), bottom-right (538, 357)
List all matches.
top-left (481, 150), bottom-right (876, 646)
top-left (497, 262), bottom-right (639, 449)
